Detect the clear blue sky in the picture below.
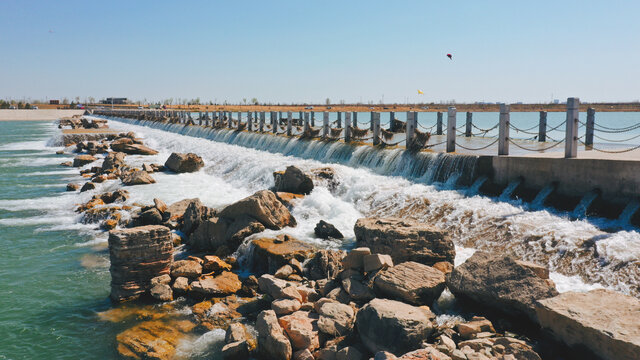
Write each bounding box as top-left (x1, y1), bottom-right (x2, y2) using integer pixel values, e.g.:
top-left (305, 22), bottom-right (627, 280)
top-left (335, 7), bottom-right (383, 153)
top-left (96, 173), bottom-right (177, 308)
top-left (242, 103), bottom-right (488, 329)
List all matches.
top-left (1, 0), bottom-right (639, 104)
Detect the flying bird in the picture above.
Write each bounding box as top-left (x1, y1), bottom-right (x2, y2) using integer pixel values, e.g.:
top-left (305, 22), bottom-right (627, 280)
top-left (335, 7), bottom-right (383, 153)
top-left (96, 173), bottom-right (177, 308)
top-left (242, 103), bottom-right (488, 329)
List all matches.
top-left (48, 29), bottom-right (54, 34)
top-left (447, 53), bottom-right (452, 60)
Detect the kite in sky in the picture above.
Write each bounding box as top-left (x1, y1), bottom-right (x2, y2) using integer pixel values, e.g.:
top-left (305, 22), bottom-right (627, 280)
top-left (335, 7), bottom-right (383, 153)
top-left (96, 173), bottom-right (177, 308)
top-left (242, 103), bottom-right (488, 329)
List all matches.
top-left (447, 53), bottom-right (452, 60)
top-left (417, 90), bottom-right (424, 95)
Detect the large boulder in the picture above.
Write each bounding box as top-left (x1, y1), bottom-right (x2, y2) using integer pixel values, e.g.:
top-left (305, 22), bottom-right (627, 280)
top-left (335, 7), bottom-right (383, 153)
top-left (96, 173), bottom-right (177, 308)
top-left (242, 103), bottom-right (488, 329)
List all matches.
top-left (256, 310), bottom-right (292, 360)
top-left (112, 142), bottom-right (158, 155)
top-left (163, 198), bottom-right (200, 221)
top-left (102, 152), bottom-right (126, 171)
top-left (219, 190), bottom-right (297, 230)
top-left (73, 154), bottom-right (97, 167)
top-left (164, 152), bottom-right (205, 173)
top-left (116, 319), bottom-right (196, 360)
top-left (122, 170), bottom-right (156, 186)
top-left (108, 225), bottom-right (173, 302)
top-left (278, 311), bottom-right (320, 351)
top-left (170, 259), bottom-right (202, 279)
top-left (315, 299), bottom-right (355, 337)
top-left (252, 236), bottom-right (316, 274)
top-left (188, 215), bottom-right (265, 252)
top-left (354, 218), bottom-right (455, 265)
top-left (356, 298), bottom-right (435, 355)
top-left (273, 166), bottom-right (314, 195)
top-left (374, 262), bottom-right (446, 306)
top-left (446, 251), bottom-right (558, 322)
top-left (304, 249), bottom-right (345, 280)
top-left (536, 289), bottom-right (640, 360)
top-left (182, 198), bottom-right (216, 235)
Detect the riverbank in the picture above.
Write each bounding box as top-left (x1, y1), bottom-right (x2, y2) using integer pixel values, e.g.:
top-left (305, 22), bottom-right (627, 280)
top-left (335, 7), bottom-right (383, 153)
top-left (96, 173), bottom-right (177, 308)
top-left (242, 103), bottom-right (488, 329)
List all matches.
top-left (0, 109), bottom-right (85, 121)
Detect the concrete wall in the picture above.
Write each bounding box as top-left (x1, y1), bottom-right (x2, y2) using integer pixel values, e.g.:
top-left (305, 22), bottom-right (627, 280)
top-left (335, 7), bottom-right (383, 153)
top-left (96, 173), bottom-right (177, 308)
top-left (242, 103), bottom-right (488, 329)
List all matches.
top-left (487, 155), bottom-right (640, 204)
top-left (0, 109), bottom-right (85, 121)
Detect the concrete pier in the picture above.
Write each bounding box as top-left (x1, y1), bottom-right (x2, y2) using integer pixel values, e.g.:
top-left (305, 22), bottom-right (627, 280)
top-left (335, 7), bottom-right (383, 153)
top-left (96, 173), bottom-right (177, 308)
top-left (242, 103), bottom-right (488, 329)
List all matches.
top-left (565, 98), bottom-right (579, 158)
top-left (499, 104), bottom-right (510, 156)
top-left (447, 107), bottom-right (456, 153)
top-left (465, 112), bottom-right (473, 137)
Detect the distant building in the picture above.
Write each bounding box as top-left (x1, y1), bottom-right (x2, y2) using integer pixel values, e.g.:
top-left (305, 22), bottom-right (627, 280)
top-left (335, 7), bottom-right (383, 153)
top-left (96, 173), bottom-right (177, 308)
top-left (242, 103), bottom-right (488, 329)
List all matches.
top-left (49, 99), bottom-right (60, 105)
top-left (553, 99), bottom-right (560, 104)
top-left (101, 98), bottom-right (128, 105)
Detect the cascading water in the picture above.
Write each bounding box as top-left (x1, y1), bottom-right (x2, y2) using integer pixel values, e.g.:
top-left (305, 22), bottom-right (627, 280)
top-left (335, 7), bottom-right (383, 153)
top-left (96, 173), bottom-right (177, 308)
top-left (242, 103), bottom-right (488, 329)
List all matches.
top-left (530, 183), bottom-right (556, 209)
top-left (74, 117), bottom-right (640, 298)
top-left (570, 190), bottom-right (600, 219)
top-left (498, 178), bottom-right (522, 201)
top-left (618, 200), bottom-right (640, 225)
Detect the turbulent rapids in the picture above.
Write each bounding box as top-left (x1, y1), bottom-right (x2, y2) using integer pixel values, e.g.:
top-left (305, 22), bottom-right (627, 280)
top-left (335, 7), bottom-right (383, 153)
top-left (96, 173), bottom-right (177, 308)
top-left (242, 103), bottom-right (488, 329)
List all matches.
top-left (96, 117), bottom-right (640, 297)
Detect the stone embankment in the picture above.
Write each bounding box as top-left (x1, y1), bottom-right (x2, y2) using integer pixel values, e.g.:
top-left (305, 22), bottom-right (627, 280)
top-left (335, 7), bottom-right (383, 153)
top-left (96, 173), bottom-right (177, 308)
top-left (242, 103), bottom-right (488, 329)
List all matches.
top-left (56, 120), bottom-right (639, 360)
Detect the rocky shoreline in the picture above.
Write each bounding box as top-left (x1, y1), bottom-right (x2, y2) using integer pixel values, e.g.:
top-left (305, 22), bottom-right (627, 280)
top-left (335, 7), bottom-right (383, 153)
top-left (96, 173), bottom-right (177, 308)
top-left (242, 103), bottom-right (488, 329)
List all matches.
top-left (58, 117), bottom-right (639, 360)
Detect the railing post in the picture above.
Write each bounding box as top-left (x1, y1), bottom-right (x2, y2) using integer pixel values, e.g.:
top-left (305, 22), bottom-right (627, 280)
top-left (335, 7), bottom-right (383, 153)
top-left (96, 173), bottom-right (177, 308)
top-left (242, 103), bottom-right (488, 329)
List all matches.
top-left (499, 104), bottom-right (510, 155)
top-left (227, 111), bottom-right (233, 128)
top-left (299, 111), bottom-right (303, 126)
top-left (436, 112), bottom-right (443, 135)
top-left (585, 107), bottom-right (595, 150)
top-left (389, 111), bottom-right (395, 131)
top-left (538, 111), bottom-right (547, 142)
top-left (322, 112), bottom-right (329, 139)
top-left (259, 112), bottom-right (265, 132)
top-left (370, 111), bottom-right (374, 131)
top-left (311, 111), bottom-right (315, 127)
top-left (237, 112), bottom-right (242, 129)
top-left (247, 111), bottom-right (253, 132)
top-left (287, 111), bottom-right (292, 136)
top-left (352, 112), bottom-right (358, 128)
top-left (372, 112), bottom-right (381, 145)
top-left (446, 107), bottom-right (456, 153)
top-left (565, 97), bottom-right (579, 158)
top-left (337, 112), bottom-right (342, 128)
top-left (465, 112), bottom-right (473, 137)
top-left (406, 111), bottom-right (416, 149)
top-left (345, 112), bottom-right (352, 142)
top-left (304, 112), bottom-right (310, 134)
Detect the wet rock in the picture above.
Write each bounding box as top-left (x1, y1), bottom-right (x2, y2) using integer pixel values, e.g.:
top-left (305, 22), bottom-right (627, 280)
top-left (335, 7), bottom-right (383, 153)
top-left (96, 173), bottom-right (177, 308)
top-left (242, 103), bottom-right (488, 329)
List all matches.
top-left (122, 170), bottom-right (155, 186)
top-left (150, 283), bottom-right (173, 302)
top-left (364, 254), bottom-right (393, 273)
top-left (276, 192), bottom-right (305, 208)
top-left (66, 183), bottom-right (80, 191)
top-left (222, 341), bottom-right (249, 360)
top-left (356, 298), bottom-right (435, 355)
top-left (536, 289), bottom-right (640, 360)
top-left (112, 142), bottom-right (159, 155)
top-left (278, 311), bottom-right (320, 351)
top-left (456, 317), bottom-right (495, 340)
top-left (163, 198), bottom-right (200, 221)
top-left (276, 265), bottom-right (295, 279)
top-left (190, 271), bottom-right (242, 297)
top-left (314, 220), bottom-right (344, 239)
top-left (154, 198), bottom-right (167, 213)
top-left (164, 152), bottom-right (205, 173)
top-left (108, 225), bottom-right (173, 302)
top-left (272, 298), bottom-right (302, 316)
top-left (102, 152), bottom-right (126, 171)
top-left (274, 166), bottom-right (314, 195)
top-left (342, 277), bottom-right (375, 302)
top-left (203, 255), bottom-right (232, 274)
top-left (432, 261), bottom-right (454, 275)
top-left (142, 163), bottom-right (154, 173)
top-left (336, 346), bottom-right (364, 360)
top-left (258, 274), bottom-right (303, 302)
top-left (354, 218), bottom-right (455, 265)
top-left (60, 160), bottom-right (73, 167)
top-left (446, 252), bottom-right (558, 322)
top-left (256, 310), bottom-right (293, 360)
top-left (80, 181), bottom-right (96, 192)
top-left (73, 154), bottom-right (97, 167)
top-left (305, 249), bottom-right (345, 280)
top-left (397, 346), bottom-right (450, 360)
top-left (182, 198), bottom-right (215, 235)
top-left (100, 189), bottom-right (129, 204)
top-left (170, 259), bottom-right (202, 279)
top-left (374, 261), bottom-right (446, 306)
top-left (189, 215), bottom-right (265, 251)
top-left (218, 190), bottom-right (297, 230)
top-left (294, 349), bottom-right (314, 360)
top-left (252, 237), bottom-right (316, 274)
top-left (316, 299), bottom-right (355, 337)
top-left (116, 319), bottom-right (195, 360)
top-left (151, 274), bottom-right (171, 286)
top-left (137, 207), bottom-right (163, 226)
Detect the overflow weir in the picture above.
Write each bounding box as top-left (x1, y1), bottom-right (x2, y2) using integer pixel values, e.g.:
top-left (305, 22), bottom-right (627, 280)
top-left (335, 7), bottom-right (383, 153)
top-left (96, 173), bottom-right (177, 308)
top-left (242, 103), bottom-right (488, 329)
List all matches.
top-left (92, 105), bottom-right (640, 227)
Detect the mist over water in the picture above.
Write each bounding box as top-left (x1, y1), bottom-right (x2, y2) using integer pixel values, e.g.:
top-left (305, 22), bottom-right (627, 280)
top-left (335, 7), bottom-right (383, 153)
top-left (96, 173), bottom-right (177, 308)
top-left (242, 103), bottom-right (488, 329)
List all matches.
top-left (0, 118), bottom-right (638, 358)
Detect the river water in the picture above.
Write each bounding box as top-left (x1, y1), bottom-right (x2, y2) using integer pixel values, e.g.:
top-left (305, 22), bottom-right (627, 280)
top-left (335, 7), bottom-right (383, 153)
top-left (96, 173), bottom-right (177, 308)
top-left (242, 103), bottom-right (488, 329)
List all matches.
top-left (0, 117), bottom-right (639, 359)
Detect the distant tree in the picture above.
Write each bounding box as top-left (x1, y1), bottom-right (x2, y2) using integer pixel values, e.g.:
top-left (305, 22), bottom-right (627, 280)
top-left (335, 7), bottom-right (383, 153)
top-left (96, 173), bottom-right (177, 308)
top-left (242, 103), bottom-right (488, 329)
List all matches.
top-left (251, 98), bottom-right (258, 105)
top-left (62, 98), bottom-right (69, 105)
top-left (88, 96), bottom-right (95, 104)
top-left (17, 102), bottom-right (24, 109)
top-left (24, 103), bottom-right (31, 109)
top-left (74, 96), bottom-right (80, 103)
top-left (243, 98), bottom-right (247, 105)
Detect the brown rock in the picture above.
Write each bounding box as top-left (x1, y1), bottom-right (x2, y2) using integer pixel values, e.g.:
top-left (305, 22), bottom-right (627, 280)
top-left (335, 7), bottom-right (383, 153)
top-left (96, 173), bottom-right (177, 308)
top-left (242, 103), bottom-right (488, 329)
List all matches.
top-left (66, 183), bottom-right (80, 191)
top-left (172, 277), bottom-right (189, 294)
top-left (116, 319), bottom-right (195, 360)
top-left (432, 261), bottom-right (454, 275)
top-left (256, 310), bottom-right (292, 360)
top-left (354, 218), bottom-right (455, 265)
top-left (336, 346), bottom-right (364, 360)
top-left (163, 198), bottom-right (200, 221)
top-left (218, 190), bottom-right (296, 230)
top-left (356, 298), bottom-right (435, 355)
top-left (314, 220), bottom-right (344, 239)
top-left (446, 252), bottom-right (558, 322)
top-left (278, 311), bottom-right (320, 351)
top-left (164, 152), bottom-right (205, 173)
top-left (258, 274), bottom-right (303, 302)
top-left (272, 298), bottom-right (302, 316)
top-left (305, 249), bottom-right (345, 280)
top-left (203, 255), bottom-right (232, 273)
top-left (154, 198), bottom-right (167, 213)
top-left (341, 247), bottom-right (371, 270)
top-left (536, 289), bottom-right (640, 360)
top-left (252, 237), bottom-right (316, 274)
top-left (316, 299), bottom-right (355, 337)
top-left (102, 152), bottom-right (126, 171)
top-left (190, 271), bottom-right (242, 297)
top-left (112, 143), bottom-right (159, 155)
top-left (273, 166), bottom-right (314, 195)
top-left (73, 154), bottom-right (97, 167)
top-left (189, 215), bottom-right (265, 251)
top-left (182, 198), bottom-right (215, 235)
top-left (456, 317), bottom-right (496, 340)
top-left (363, 253), bottom-right (394, 273)
top-left (122, 170), bottom-right (155, 186)
top-left (80, 181), bottom-right (96, 192)
top-left (170, 260), bottom-right (202, 279)
top-left (374, 262), bottom-right (446, 306)
top-left (150, 283), bottom-right (173, 302)
top-left (108, 225), bottom-right (173, 302)
top-left (276, 192), bottom-right (305, 207)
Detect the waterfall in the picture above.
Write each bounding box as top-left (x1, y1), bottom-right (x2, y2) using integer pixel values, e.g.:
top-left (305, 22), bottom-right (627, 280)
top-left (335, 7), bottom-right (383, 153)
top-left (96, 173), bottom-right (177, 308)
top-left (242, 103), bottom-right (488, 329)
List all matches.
top-left (106, 117), bottom-right (481, 188)
top-left (571, 190), bottom-right (600, 219)
top-left (466, 176), bottom-right (488, 196)
top-left (499, 178), bottom-right (522, 201)
top-left (618, 200), bottom-right (640, 225)
top-left (531, 184), bottom-right (556, 209)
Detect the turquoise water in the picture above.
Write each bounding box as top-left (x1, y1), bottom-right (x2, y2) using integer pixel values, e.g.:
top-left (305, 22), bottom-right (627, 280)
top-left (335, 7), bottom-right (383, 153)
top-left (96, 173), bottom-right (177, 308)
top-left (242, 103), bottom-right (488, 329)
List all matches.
top-left (0, 121), bottom-right (119, 360)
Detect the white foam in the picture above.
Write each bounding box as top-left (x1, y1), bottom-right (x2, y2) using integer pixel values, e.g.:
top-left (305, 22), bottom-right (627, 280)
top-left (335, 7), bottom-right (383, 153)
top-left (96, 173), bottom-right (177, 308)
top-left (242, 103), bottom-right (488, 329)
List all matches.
top-left (175, 328), bottom-right (226, 359)
top-left (550, 272), bottom-right (605, 293)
